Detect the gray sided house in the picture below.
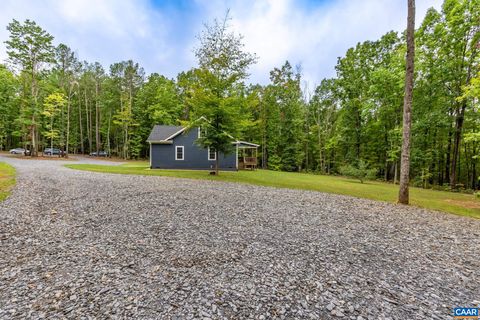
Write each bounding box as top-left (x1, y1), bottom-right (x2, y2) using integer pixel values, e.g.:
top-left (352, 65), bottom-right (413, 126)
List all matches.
top-left (147, 124), bottom-right (259, 170)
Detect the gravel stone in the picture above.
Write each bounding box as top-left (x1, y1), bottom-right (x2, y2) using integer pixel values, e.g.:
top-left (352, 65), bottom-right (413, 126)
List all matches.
top-left (0, 155), bottom-right (479, 319)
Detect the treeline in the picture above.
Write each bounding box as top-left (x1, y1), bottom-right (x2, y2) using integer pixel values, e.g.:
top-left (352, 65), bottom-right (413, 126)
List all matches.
top-left (0, 0), bottom-right (478, 190)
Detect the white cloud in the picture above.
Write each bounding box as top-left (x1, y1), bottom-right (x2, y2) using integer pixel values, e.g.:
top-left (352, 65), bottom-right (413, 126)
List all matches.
top-left (0, 0), bottom-right (172, 74)
top-left (199, 0), bottom-right (443, 85)
top-left (0, 0), bottom-right (443, 86)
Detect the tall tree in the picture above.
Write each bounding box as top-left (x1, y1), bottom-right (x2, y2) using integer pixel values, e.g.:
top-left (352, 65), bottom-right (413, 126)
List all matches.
top-left (54, 43), bottom-right (80, 155)
top-left (42, 92), bottom-right (66, 153)
top-left (191, 12), bottom-right (257, 175)
top-left (398, 0), bottom-right (416, 204)
top-left (111, 60), bottom-right (144, 159)
top-left (93, 62), bottom-right (104, 156)
top-left (5, 19), bottom-right (55, 156)
top-left (0, 65), bottom-right (19, 150)
top-left (267, 62), bottom-right (305, 171)
top-left (441, 0), bottom-right (480, 188)
top-left (309, 79), bottom-right (338, 173)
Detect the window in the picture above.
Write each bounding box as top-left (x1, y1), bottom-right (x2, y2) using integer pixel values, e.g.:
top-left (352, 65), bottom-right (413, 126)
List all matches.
top-left (175, 146), bottom-right (184, 160)
top-left (208, 147), bottom-right (216, 161)
top-left (198, 127), bottom-right (207, 138)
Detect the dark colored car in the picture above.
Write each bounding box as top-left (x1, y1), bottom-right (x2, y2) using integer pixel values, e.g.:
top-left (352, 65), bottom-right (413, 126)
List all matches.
top-left (89, 151), bottom-right (109, 157)
top-left (9, 148), bottom-right (30, 155)
top-left (44, 148), bottom-right (62, 156)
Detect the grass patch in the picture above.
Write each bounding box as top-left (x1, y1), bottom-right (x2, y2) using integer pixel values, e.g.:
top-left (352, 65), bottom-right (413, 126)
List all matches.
top-left (65, 163), bottom-right (480, 219)
top-left (0, 162), bottom-right (16, 201)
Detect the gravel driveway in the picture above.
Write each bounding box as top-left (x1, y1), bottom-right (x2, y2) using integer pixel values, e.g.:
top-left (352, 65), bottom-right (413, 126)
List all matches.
top-left (0, 156), bottom-right (479, 319)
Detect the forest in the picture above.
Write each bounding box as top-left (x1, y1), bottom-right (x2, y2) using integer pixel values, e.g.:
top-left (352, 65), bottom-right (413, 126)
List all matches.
top-left (0, 0), bottom-right (478, 191)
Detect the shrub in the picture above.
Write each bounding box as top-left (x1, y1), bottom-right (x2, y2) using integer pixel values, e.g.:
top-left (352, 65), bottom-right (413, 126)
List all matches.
top-left (267, 154), bottom-right (282, 171)
top-left (475, 192), bottom-right (480, 200)
top-left (339, 160), bottom-right (377, 183)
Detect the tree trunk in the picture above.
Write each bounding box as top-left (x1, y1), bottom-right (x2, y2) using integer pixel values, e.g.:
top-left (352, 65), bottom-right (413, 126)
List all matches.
top-left (50, 116), bottom-right (53, 152)
top-left (262, 138), bottom-right (266, 169)
top-left (450, 101), bottom-right (467, 188)
top-left (95, 81), bottom-right (101, 155)
top-left (79, 92), bottom-right (84, 154)
top-left (66, 98), bottom-right (70, 157)
top-left (107, 111), bottom-right (111, 156)
top-left (31, 116), bottom-right (36, 157)
top-left (318, 113), bottom-right (323, 173)
top-left (398, 0), bottom-right (415, 205)
top-left (85, 89), bottom-right (92, 153)
top-left (88, 99), bottom-right (93, 154)
top-left (30, 72), bottom-right (38, 157)
top-left (445, 124), bottom-right (453, 184)
top-left (394, 161), bottom-right (398, 185)
top-left (124, 125), bottom-right (128, 159)
top-left (473, 161), bottom-right (477, 190)
top-left (464, 142), bottom-right (471, 189)
top-left (384, 160), bottom-right (389, 182)
top-left (66, 85), bottom-right (73, 158)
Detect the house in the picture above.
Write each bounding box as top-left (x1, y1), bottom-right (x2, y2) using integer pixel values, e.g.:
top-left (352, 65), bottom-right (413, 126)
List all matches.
top-left (147, 124), bottom-right (259, 170)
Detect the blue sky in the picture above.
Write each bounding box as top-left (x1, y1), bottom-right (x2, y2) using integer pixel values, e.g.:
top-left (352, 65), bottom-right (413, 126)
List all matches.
top-left (0, 0), bottom-right (442, 86)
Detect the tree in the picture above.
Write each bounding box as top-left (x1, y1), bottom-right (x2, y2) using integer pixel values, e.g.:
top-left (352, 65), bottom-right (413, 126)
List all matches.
top-left (134, 73), bottom-right (183, 157)
top-left (398, 0), bottom-right (416, 204)
top-left (54, 43), bottom-right (80, 156)
top-left (267, 62), bottom-right (305, 171)
top-left (459, 72), bottom-right (480, 189)
top-left (0, 65), bottom-right (19, 150)
top-left (5, 19), bottom-right (55, 156)
top-left (111, 60), bottom-right (144, 159)
top-left (93, 62), bottom-right (104, 156)
top-left (441, 0), bottom-right (480, 188)
top-left (42, 92), bottom-right (66, 153)
top-left (191, 12), bottom-right (257, 175)
top-left (309, 79), bottom-right (338, 173)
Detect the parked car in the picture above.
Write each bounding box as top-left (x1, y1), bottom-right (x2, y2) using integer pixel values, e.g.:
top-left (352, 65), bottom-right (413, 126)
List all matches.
top-left (89, 150), bottom-right (109, 157)
top-left (9, 148), bottom-right (30, 155)
top-left (44, 148), bottom-right (63, 156)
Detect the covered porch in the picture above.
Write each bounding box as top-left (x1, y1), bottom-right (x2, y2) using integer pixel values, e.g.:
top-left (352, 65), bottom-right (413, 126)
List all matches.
top-left (236, 141), bottom-right (259, 170)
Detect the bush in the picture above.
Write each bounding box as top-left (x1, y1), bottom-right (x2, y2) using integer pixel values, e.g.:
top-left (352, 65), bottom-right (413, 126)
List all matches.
top-left (475, 192), bottom-right (480, 200)
top-left (267, 154), bottom-right (282, 171)
top-left (339, 160), bottom-right (377, 183)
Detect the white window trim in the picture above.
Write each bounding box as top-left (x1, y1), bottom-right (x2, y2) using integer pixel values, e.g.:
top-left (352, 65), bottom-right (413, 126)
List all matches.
top-left (208, 147), bottom-right (216, 161)
top-left (175, 146), bottom-right (184, 160)
top-left (198, 127), bottom-right (201, 138)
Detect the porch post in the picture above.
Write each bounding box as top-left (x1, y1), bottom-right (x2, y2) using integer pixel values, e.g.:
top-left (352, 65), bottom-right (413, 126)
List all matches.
top-left (236, 144), bottom-right (238, 170)
top-left (149, 142), bottom-right (152, 169)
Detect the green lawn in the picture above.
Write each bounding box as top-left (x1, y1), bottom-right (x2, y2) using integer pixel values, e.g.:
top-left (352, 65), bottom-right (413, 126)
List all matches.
top-left (0, 162), bottom-right (16, 201)
top-left (65, 163), bottom-right (480, 219)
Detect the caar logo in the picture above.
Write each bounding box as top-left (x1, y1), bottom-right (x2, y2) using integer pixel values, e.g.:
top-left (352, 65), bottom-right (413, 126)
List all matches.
top-left (454, 307), bottom-right (479, 319)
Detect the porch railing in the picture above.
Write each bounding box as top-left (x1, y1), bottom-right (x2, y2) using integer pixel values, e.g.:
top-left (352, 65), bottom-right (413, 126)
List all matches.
top-left (239, 157), bottom-right (257, 170)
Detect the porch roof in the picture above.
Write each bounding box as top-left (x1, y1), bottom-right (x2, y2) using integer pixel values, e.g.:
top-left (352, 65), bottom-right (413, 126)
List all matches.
top-left (234, 140), bottom-right (259, 148)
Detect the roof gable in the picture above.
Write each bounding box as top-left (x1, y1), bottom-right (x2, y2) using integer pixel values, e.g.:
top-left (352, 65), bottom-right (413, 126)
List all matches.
top-left (147, 125), bottom-right (184, 142)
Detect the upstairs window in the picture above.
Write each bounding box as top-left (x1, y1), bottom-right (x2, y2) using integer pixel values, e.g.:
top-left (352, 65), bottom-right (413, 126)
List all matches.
top-left (175, 146), bottom-right (184, 160)
top-left (208, 147), bottom-right (216, 161)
